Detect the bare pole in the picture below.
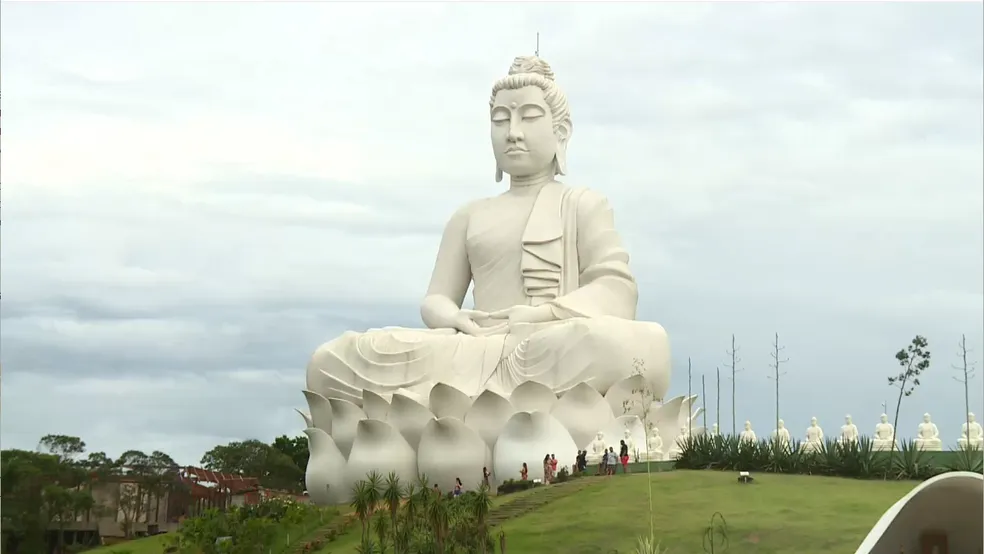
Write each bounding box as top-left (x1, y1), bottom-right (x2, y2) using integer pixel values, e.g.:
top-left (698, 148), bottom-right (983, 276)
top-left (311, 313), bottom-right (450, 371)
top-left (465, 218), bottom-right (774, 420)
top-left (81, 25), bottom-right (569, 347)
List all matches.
top-left (687, 358), bottom-right (693, 436)
top-left (701, 374), bottom-right (707, 430)
top-left (535, 32), bottom-right (540, 57)
top-left (952, 334), bottom-right (977, 445)
top-left (725, 334), bottom-right (744, 436)
top-left (715, 367), bottom-right (721, 434)
top-left (766, 332), bottom-right (789, 438)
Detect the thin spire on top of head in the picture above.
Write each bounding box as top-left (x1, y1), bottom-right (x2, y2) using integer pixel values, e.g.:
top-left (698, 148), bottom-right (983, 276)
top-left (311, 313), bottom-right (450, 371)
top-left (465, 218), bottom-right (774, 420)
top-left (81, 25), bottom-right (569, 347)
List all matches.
top-left (535, 32), bottom-right (540, 57)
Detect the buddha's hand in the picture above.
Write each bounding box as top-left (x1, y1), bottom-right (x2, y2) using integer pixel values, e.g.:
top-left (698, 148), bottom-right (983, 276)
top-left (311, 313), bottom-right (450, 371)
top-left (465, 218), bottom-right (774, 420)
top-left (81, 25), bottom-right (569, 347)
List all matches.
top-left (452, 309), bottom-right (492, 336)
top-left (487, 304), bottom-right (556, 326)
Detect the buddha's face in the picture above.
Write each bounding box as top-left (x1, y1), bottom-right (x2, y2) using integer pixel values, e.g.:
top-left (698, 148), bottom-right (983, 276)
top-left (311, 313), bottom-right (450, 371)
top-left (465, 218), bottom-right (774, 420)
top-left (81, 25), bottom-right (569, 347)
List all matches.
top-left (744, 421), bottom-right (751, 430)
top-left (880, 414), bottom-right (888, 423)
top-left (923, 414), bottom-right (930, 423)
top-left (971, 413), bottom-right (977, 423)
top-left (845, 415), bottom-right (852, 424)
top-left (491, 86), bottom-right (558, 178)
top-left (810, 418), bottom-right (817, 426)
top-left (778, 420), bottom-right (785, 429)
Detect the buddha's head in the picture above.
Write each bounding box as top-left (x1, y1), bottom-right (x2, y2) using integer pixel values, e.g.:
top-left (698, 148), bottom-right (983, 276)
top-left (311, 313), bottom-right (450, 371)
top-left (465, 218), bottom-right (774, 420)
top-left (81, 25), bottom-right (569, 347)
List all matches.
top-left (880, 413), bottom-right (888, 423)
top-left (490, 56), bottom-right (572, 182)
top-left (623, 428), bottom-right (631, 439)
top-left (923, 413), bottom-right (931, 423)
top-left (712, 423), bottom-right (719, 432)
top-left (596, 431), bottom-right (604, 440)
top-left (970, 413), bottom-right (977, 423)
top-left (777, 419), bottom-right (785, 429)
top-left (810, 417), bottom-right (818, 426)
top-left (845, 414), bottom-right (852, 424)
top-left (744, 420), bottom-right (752, 431)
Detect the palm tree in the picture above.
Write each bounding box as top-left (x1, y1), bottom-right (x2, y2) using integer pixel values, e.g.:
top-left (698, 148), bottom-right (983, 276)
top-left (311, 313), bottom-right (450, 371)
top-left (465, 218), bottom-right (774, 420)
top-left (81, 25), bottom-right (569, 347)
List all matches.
top-left (364, 471), bottom-right (383, 516)
top-left (381, 472), bottom-right (403, 552)
top-left (426, 490), bottom-right (450, 554)
top-left (471, 483), bottom-right (493, 554)
top-left (351, 481), bottom-right (374, 543)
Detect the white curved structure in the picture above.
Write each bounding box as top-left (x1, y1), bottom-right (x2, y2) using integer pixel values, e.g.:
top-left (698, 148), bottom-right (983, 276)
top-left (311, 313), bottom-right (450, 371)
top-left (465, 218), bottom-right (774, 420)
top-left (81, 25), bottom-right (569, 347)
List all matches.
top-left (854, 471), bottom-right (983, 554)
top-left (304, 428), bottom-right (348, 505)
top-left (298, 55), bottom-right (685, 503)
top-left (418, 417), bottom-right (492, 491)
top-left (494, 411), bottom-right (577, 482)
top-left (345, 419), bottom-right (418, 490)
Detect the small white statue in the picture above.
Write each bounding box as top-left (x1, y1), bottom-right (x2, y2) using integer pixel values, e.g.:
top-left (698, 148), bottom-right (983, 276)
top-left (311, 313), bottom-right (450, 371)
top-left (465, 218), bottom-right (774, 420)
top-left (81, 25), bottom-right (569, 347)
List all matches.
top-left (623, 428), bottom-right (636, 457)
top-left (839, 414), bottom-right (860, 446)
top-left (643, 423), bottom-right (664, 461)
top-left (958, 413), bottom-right (984, 451)
top-left (739, 420), bottom-right (757, 445)
top-left (772, 419), bottom-right (791, 450)
top-left (668, 425), bottom-right (690, 460)
top-left (915, 413), bottom-right (942, 452)
top-left (709, 423), bottom-right (720, 437)
top-left (588, 431), bottom-right (607, 464)
top-left (872, 413), bottom-right (898, 452)
top-left (801, 417), bottom-right (824, 453)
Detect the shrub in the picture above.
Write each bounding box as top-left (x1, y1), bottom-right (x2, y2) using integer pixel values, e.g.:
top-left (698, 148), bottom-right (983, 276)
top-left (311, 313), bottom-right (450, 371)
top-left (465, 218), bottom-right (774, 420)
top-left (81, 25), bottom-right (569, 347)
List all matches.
top-left (496, 478), bottom-right (538, 495)
top-left (675, 433), bottom-right (977, 481)
top-left (555, 467), bottom-right (570, 483)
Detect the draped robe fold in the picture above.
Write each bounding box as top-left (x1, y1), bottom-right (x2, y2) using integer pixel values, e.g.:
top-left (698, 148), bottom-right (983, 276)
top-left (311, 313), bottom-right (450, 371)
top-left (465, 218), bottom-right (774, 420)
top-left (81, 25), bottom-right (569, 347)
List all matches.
top-left (306, 182), bottom-right (670, 404)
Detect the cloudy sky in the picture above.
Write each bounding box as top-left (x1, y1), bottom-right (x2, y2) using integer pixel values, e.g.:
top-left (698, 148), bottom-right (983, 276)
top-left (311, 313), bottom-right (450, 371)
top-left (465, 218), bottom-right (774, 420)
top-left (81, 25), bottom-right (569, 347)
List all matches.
top-left (2, 2), bottom-right (982, 465)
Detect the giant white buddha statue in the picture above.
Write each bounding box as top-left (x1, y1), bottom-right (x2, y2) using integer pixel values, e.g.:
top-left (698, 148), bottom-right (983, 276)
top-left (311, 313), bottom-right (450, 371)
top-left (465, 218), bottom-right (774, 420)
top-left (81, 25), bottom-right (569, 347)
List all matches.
top-left (772, 419), bottom-right (791, 450)
top-left (305, 56), bottom-right (671, 405)
top-left (958, 412), bottom-right (983, 451)
top-left (914, 413), bottom-right (942, 452)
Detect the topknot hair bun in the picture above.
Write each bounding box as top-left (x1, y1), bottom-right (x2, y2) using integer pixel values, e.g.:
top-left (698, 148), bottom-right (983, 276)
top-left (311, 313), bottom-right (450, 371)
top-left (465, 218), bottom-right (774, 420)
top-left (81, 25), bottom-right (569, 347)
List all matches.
top-left (508, 56), bottom-right (556, 81)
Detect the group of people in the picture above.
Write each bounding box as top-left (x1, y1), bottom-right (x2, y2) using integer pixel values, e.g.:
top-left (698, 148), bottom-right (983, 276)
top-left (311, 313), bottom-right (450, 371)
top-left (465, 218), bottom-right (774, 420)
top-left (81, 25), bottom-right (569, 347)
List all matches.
top-left (432, 467), bottom-right (492, 498)
top-left (519, 440), bottom-right (635, 484)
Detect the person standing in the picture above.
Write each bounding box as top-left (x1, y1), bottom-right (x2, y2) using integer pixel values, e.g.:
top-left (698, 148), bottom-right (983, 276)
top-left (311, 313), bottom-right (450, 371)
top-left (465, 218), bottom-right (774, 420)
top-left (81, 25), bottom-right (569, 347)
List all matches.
top-left (619, 440), bottom-right (630, 473)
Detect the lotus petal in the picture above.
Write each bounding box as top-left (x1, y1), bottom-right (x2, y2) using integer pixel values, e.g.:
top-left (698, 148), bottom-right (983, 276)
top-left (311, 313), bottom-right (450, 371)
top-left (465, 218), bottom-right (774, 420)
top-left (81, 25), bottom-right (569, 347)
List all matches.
top-left (295, 409), bottom-right (313, 429)
top-left (346, 419), bottom-right (418, 488)
top-left (429, 383), bottom-right (472, 420)
top-left (362, 390), bottom-right (390, 421)
top-left (603, 374), bottom-right (648, 417)
top-left (303, 389), bottom-right (333, 434)
top-left (327, 398), bottom-right (366, 459)
top-left (510, 381), bottom-right (558, 414)
top-left (304, 428), bottom-right (349, 505)
top-left (603, 415), bottom-right (648, 458)
top-left (650, 395), bottom-right (686, 452)
top-left (551, 382), bottom-right (615, 449)
top-left (418, 417), bottom-right (491, 492)
top-left (395, 387), bottom-right (430, 409)
top-left (493, 411), bottom-right (577, 486)
top-left (464, 390), bottom-right (516, 449)
top-left (386, 393), bottom-right (434, 450)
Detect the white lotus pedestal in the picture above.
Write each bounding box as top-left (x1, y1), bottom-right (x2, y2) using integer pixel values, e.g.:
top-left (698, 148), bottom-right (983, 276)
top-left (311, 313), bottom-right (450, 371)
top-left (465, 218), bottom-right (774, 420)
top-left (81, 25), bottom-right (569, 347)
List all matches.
top-left (299, 381), bottom-right (701, 503)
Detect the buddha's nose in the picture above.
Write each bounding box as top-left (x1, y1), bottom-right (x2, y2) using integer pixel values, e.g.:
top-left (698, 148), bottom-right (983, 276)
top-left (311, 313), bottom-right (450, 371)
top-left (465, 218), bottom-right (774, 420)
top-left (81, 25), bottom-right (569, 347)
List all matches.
top-left (507, 121), bottom-right (524, 142)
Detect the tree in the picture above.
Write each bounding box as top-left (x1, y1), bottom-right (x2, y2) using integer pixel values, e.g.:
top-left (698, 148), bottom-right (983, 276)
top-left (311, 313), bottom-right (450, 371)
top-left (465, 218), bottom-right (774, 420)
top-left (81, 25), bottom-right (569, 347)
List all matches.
top-left (725, 335), bottom-right (744, 436)
top-left (887, 335), bottom-right (931, 460)
top-left (767, 332), bottom-right (789, 438)
top-left (620, 358), bottom-right (658, 544)
top-left (201, 439), bottom-right (304, 492)
top-left (272, 435), bottom-right (310, 474)
top-left (952, 334), bottom-right (978, 445)
top-left (37, 434), bottom-right (87, 462)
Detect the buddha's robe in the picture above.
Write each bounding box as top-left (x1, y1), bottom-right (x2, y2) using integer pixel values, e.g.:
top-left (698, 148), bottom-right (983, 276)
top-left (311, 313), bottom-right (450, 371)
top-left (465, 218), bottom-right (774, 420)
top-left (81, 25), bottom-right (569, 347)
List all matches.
top-left (305, 181), bottom-right (670, 404)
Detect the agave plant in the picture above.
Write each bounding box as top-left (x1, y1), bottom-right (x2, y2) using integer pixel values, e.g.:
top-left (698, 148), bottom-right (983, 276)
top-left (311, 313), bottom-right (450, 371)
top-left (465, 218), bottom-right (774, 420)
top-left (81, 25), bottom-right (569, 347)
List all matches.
top-left (947, 443), bottom-right (984, 473)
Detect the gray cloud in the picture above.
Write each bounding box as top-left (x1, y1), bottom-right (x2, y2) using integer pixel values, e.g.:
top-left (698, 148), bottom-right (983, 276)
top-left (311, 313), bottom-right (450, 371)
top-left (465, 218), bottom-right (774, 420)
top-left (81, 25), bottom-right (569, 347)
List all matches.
top-left (2, 2), bottom-right (981, 464)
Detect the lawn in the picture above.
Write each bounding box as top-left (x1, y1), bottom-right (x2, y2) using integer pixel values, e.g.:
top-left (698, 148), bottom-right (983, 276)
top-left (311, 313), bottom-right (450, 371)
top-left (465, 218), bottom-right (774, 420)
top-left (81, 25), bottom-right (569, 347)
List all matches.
top-left (319, 471), bottom-right (915, 554)
top-left (497, 471), bottom-right (914, 554)
top-left (84, 534), bottom-right (170, 554)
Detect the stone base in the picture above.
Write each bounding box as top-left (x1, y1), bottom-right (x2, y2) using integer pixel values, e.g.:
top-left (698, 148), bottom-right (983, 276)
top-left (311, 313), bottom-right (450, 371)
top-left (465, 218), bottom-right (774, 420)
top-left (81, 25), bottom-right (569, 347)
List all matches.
top-left (872, 440), bottom-right (897, 452)
top-left (800, 441), bottom-right (823, 454)
top-left (957, 439), bottom-right (983, 451)
top-left (915, 439), bottom-right (942, 452)
top-left (640, 452), bottom-right (665, 462)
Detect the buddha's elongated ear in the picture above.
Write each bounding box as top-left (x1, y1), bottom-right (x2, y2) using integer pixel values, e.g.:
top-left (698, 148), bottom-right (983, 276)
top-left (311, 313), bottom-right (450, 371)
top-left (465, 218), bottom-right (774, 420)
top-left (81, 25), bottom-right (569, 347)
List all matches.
top-left (495, 167), bottom-right (504, 182)
top-left (553, 121), bottom-right (572, 176)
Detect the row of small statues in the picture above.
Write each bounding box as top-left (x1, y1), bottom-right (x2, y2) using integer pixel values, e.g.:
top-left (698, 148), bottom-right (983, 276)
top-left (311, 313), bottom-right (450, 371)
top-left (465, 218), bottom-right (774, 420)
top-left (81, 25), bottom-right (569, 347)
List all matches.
top-left (587, 413), bottom-right (983, 464)
top-left (744, 412), bottom-right (982, 452)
